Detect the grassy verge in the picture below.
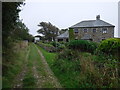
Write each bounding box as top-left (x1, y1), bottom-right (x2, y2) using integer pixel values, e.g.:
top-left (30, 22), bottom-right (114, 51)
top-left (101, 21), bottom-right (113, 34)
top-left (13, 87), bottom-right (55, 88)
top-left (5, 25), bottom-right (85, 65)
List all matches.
top-left (36, 44), bottom-right (56, 66)
top-left (2, 43), bottom-right (29, 88)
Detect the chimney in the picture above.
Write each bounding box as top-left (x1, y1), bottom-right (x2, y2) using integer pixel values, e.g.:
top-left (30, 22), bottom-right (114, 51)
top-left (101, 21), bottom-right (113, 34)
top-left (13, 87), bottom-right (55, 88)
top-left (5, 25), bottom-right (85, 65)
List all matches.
top-left (96, 15), bottom-right (100, 20)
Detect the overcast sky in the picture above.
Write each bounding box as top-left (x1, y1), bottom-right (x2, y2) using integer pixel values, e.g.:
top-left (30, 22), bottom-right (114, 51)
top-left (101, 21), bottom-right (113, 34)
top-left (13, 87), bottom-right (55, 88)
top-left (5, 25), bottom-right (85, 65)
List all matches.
top-left (19, 0), bottom-right (119, 37)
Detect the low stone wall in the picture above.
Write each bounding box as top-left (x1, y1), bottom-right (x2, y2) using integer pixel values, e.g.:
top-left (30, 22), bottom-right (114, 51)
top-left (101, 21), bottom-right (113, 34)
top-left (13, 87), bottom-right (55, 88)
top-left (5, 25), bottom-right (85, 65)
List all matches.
top-left (36, 42), bottom-right (56, 52)
top-left (20, 40), bottom-right (28, 49)
top-left (13, 40), bottom-right (28, 52)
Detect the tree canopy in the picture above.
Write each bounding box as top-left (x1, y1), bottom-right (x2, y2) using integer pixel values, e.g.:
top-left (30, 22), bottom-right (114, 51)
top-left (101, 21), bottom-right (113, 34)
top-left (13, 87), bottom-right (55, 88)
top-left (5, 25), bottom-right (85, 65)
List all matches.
top-left (14, 20), bottom-right (34, 42)
top-left (59, 29), bottom-right (68, 34)
top-left (37, 22), bottom-right (59, 41)
top-left (2, 2), bottom-right (25, 47)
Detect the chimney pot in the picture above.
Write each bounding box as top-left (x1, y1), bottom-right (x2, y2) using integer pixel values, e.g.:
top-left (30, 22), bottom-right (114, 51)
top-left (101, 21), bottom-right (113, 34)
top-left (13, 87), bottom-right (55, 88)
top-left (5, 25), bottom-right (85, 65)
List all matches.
top-left (96, 15), bottom-right (100, 20)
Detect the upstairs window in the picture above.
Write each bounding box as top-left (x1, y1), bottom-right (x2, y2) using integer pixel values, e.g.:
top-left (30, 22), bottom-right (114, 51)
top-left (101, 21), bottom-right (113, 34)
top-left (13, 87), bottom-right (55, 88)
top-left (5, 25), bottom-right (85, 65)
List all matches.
top-left (74, 28), bottom-right (79, 33)
top-left (102, 28), bottom-right (107, 33)
top-left (83, 29), bottom-right (88, 33)
top-left (93, 29), bottom-right (96, 33)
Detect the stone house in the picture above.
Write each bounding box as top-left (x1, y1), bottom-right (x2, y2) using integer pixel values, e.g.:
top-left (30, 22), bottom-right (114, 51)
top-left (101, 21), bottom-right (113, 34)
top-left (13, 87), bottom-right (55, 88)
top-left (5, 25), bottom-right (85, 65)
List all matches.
top-left (69, 15), bottom-right (115, 42)
top-left (56, 30), bottom-right (69, 42)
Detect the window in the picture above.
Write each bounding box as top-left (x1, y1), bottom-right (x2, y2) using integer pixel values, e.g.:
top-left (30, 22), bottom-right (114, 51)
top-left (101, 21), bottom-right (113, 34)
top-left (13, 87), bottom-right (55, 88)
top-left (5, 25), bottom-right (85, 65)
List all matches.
top-left (83, 29), bottom-right (87, 33)
top-left (102, 37), bottom-right (105, 41)
top-left (93, 29), bottom-right (96, 33)
top-left (74, 28), bottom-right (78, 33)
top-left (89, 39), bottom-right (93, 41)
top-left (102, 28), bottom-right (107, 33)
top-left (102, 39), bottom-right (105, 41)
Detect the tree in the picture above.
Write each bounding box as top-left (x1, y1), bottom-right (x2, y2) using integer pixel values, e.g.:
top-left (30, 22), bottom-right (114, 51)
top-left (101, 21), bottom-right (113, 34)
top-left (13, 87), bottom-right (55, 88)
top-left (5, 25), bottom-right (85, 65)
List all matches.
top-left (2, 2), bottom-right (35, 75)
top-left (2, 2), bottom-right (33, 47)
top-left (59, 29), bottom-right (68, 34)
top-left (2, 2), bottom-right (24, 48)
top-left (37, 22), bottom-right (59, 41)
top-left (14, 20), bottom-right (34, 41)
top-left (2, 2), bottom-right (25, 75)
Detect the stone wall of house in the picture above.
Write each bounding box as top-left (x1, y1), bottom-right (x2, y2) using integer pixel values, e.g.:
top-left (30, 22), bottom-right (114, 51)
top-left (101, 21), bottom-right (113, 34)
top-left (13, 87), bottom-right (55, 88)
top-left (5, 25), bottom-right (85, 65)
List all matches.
top-left (73, 27), bottom-right (114, 42)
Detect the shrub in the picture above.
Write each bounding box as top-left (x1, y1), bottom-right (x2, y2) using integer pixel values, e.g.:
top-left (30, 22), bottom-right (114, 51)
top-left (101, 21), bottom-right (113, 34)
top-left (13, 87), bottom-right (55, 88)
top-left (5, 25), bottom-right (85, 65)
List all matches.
top-left (68, 40), bottom-right (98, 53)
top-left (57, 48), bottom-right (80, 61)
top-left (49, 41), bottom-right (66, 52)
top-left (49, 41), bottom-right (60, 47)
top-left (56, 44), bottom-right (65, 51)
top-left (97, 38), bottom-right (120, 58)
top-left (78, 53), bottom-right (120, 88)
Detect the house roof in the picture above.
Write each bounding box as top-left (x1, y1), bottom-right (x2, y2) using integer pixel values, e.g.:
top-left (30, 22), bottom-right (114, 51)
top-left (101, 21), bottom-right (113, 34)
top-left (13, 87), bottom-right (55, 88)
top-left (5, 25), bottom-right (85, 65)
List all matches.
top-left (56, 31), bottom-right (69, 39)
top-left (70, 19), bottom-right (115, 28)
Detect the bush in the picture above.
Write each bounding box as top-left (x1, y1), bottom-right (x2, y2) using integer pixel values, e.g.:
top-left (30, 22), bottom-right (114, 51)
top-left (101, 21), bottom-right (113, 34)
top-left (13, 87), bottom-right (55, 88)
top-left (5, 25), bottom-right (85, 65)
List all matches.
top-left (57, 48), bottom-right (80, 61)
top-left (49, 41), bottom-right (60, 47)
top-left (53, 49), bottom-right (81, 73)
top-left (49, 41), bottom-right (66, 52)
top-left (68, 40), bottom-right (98, 53)
top-left (97, 38), bottom-right (120, 58)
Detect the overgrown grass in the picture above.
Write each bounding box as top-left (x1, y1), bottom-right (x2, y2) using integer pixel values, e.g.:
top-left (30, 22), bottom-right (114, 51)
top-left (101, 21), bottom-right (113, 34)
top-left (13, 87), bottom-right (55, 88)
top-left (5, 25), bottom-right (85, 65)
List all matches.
top-left (23, 70), bottom-right (36, 88)
top-left (37, 44), bottom-right (120, 88)
top-left (2, 42), bottom-right (29, 88)
top-left (36, 44), bottom-right (56, 66)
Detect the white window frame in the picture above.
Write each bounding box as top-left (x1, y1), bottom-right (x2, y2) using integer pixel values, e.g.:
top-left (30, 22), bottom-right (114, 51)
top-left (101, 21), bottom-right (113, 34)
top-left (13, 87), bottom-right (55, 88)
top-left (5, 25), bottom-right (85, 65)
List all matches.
top-left (74, 28), bottom-right (79, 33)
top-left (83, 28), bottom-right (88, 33)
top-left (93, 28), bottom-right (97, 33)
top-left (102, 28), bottom-right (107, 34)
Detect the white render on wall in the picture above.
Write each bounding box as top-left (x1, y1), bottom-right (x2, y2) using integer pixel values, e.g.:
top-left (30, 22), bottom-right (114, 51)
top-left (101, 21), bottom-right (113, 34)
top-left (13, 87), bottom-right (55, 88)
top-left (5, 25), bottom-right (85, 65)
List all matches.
top-left (34, 37), bottom-right (40, 43)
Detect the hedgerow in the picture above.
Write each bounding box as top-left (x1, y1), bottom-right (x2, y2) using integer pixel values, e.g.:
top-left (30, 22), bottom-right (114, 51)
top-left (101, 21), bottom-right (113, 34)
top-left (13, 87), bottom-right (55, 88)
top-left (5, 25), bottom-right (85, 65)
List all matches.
top-left (68, 40), bottom-right (98, 53)
top-left (97, 38), bottom-right (120, 58)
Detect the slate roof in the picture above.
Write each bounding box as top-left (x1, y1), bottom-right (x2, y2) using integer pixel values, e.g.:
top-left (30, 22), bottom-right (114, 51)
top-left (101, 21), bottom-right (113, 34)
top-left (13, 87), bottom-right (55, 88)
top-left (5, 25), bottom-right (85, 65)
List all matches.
top-left (56, 31), bottom-right (69, 39)
top-left (70, 19), bottom-right (115, 28)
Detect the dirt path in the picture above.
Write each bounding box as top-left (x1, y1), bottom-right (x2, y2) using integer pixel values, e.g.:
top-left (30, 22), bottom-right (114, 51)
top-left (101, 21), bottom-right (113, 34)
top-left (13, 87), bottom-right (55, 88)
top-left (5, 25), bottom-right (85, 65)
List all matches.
top-left (34, 44), bottom-right (62, 88)
top-left (13, 43), bottom-right (61, 88)
top-left (32, 62), bottom-right (41, 87)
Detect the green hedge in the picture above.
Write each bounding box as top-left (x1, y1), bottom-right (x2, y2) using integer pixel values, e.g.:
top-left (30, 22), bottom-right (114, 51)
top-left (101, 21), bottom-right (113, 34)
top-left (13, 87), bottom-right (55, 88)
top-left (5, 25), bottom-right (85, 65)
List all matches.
top-left (68, 40), bottom-right (98, 53)
top-left (97, 38), bottom-right (120, 57)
